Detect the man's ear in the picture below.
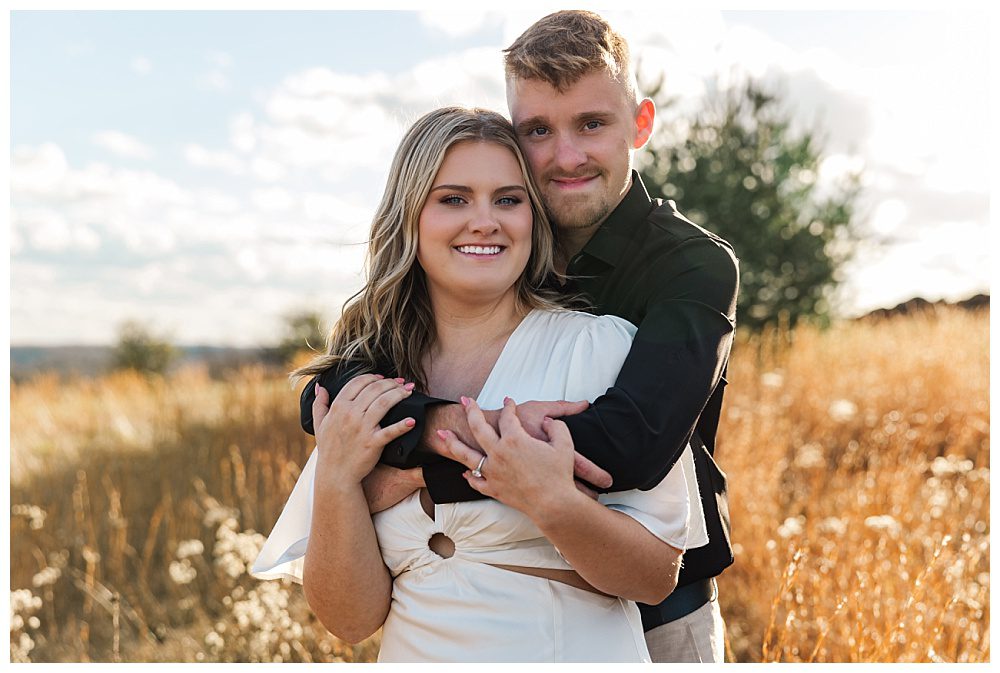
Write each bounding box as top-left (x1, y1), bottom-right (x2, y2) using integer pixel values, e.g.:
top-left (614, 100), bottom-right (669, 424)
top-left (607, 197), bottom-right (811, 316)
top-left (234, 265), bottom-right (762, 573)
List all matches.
top-left (633, 98), bottom-right (656, 149)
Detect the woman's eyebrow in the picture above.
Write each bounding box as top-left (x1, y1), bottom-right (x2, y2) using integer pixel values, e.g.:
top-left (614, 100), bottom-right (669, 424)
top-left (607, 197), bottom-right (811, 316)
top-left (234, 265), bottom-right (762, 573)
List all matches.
top-left (429, 184), bottom-right (527, 194)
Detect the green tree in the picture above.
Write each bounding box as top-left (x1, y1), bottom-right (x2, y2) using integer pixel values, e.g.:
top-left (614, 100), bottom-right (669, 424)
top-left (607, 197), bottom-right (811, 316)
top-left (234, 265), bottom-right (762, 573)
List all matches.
top-left (272, 309), bottom-right (327, 364)
top-left (112, 320), bottom-right (177, 375)
top-left (638, 79), bottom-right (861, 329)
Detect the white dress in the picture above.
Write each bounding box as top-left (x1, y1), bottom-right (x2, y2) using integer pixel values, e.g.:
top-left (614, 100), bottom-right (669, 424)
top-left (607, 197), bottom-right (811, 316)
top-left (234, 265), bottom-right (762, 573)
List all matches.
top-left (252, 309), bottom-right (709, 662)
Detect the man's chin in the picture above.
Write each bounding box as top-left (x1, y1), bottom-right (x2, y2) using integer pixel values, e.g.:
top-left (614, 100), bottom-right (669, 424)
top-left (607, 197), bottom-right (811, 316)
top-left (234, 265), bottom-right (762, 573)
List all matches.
top-left (545, 197), bottom-right (610, 231)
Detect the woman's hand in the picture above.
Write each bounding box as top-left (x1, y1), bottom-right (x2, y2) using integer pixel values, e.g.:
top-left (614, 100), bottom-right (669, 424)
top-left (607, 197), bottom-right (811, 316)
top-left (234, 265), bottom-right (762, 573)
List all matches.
top-left (311, 374), bottom-right (416, 488)
top-left (437, 396), bottom-right (579, 517)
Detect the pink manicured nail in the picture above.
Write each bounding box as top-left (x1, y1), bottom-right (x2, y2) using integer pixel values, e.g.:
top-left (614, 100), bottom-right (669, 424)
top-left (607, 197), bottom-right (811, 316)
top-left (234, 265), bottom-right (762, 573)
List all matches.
top-left (395, 377), bottom-right (405, 383)
top-left (436, 429), bottom-right (449, 439)
top-left (404, 382), bottom-right (415, 391)
top-left (460, 396), bottom-right (469, 407)
top-left (374, 374), bottom-right (384, 379)
top-left (405, 418), bottom-right (416, 427)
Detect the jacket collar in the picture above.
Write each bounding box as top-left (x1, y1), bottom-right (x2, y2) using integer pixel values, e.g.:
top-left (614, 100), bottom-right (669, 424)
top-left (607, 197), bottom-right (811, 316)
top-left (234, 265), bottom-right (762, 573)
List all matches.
top-left (574, 170), bottom-right (654, 268)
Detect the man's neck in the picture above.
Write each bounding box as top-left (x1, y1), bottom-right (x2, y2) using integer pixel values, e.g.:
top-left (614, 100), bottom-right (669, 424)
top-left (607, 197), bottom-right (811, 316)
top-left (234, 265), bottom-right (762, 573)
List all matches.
top-left (558, 221), bottom-right (603, 268)
top-left (555, 175), bottom-right (634, 271)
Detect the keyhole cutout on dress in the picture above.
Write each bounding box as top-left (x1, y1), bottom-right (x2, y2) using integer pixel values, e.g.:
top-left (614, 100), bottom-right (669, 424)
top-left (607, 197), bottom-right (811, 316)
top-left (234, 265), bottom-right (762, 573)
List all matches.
top-left (428, 532), bottom-right (455, 559)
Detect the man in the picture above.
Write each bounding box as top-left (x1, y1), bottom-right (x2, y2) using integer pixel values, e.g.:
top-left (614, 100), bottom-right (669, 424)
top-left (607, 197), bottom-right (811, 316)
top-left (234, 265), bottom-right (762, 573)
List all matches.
top-left (302, 10), bottom-right (738, 663)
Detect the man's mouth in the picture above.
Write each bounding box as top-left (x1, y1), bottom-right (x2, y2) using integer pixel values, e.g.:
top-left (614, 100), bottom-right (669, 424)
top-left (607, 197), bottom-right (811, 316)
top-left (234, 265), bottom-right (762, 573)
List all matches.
top-left (454, 245), bottom-right (505, 256)
top-left (551, 175), bottom-right (599, 189)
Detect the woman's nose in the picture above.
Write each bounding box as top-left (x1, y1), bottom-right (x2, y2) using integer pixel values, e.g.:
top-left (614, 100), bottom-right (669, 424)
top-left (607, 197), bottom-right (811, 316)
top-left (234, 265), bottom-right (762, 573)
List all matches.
top-left (468, 206), bottom-right (501, 235)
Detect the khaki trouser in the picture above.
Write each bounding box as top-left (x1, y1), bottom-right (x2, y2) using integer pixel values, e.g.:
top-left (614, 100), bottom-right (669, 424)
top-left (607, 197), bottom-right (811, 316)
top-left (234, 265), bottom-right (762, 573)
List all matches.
top-left (644, 598), bottom-right (726, 663)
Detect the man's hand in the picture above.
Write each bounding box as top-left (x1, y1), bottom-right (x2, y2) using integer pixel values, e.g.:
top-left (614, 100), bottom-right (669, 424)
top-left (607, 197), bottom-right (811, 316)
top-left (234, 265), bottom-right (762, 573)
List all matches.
top-left (428, 397), bottom-right (612, 491)
top-left (361, 464), bottom-right (425, 514)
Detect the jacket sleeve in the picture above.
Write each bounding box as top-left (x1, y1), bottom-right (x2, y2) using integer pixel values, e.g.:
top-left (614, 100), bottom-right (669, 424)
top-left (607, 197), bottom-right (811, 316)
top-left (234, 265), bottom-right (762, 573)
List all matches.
top-left (300, 363), bottom-right (450, 469)
top-left (561, 238), bottom-right (738, 491)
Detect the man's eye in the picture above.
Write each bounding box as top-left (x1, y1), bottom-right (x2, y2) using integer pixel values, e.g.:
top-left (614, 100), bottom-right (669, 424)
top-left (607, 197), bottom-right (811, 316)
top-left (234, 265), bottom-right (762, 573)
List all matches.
top-left (584, 120), bottom-right (602, 130)
top-left (528, 127), bottom-right (549, 137)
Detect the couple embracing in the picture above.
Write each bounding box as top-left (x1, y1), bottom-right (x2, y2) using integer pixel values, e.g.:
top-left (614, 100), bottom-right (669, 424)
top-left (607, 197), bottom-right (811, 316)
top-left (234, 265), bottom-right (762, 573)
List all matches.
top-left (252, 10), bottom-right (738, 663)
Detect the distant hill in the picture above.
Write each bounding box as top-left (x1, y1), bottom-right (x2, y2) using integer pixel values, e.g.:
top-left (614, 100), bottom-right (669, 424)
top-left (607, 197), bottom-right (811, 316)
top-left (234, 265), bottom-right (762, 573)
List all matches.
top-left (859, 293), bottom-right (989, 321)
top-left (11, 293), bottom-right (988, 380)
top-left (9, 345), bottom-right (280, 381)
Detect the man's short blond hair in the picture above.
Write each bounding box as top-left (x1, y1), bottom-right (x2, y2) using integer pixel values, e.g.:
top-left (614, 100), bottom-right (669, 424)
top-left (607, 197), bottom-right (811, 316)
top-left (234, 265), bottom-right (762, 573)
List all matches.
top-left (503, 10), bottom-right (638, 105)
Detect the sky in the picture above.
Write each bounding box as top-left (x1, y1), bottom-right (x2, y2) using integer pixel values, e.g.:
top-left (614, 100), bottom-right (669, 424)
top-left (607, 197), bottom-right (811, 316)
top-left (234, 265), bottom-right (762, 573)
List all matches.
top-left (7, 7), bottom-right (993, 346)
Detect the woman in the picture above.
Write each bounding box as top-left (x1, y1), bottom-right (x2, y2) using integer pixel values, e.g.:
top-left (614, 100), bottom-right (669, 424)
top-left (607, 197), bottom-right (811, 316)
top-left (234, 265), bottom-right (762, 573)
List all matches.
top-left (251, 107), bottom-right (707, 662)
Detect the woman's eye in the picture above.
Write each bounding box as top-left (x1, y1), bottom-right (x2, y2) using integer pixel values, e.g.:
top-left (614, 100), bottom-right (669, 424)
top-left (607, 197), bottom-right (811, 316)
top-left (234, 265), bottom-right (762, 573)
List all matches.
top-left (497, 196), bottom-right (522, 206)
top-left (441, 196), bottom-right (466, 205)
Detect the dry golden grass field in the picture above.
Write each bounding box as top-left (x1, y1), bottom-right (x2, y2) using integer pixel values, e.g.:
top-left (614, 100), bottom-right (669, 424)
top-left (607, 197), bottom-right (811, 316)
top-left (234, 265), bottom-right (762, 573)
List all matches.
top-left (9, 306), bottom-right (989, 662)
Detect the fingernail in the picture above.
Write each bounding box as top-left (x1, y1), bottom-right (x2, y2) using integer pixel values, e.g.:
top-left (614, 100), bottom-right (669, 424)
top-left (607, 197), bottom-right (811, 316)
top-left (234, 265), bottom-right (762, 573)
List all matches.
top-left (374, 374), bottom-right (384, 379)
top-left (436, 429), bottom-right (449, 439)
top-left (503, 396), bottom-right (512, 404)
top-left (460, 396), bottom-right (469, 407)
top-left (405, 418), bottom-right (416, 427)
top-left (314, 383), bottom-right (319, 393)
top-left (395, 377), bottom-right (405, 383)
top-left (404, 382), bottom-right (415, 391)
top-left (543, 416), bottom-right (552, 423)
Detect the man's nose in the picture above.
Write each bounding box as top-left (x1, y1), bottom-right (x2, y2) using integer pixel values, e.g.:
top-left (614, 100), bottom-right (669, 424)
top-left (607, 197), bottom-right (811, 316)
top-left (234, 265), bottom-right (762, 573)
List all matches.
top-left (553, 136), bottom-right (587, 172)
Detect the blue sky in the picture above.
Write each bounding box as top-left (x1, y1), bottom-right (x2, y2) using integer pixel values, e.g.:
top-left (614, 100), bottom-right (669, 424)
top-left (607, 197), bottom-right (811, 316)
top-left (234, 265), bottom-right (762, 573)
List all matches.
top-left (8, 9), bottom-right (992, 345)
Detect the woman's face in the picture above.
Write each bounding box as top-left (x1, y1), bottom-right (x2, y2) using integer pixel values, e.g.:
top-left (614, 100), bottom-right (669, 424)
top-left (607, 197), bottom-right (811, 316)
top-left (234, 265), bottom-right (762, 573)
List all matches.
top-left (417, 141), bottom-right (533, 307)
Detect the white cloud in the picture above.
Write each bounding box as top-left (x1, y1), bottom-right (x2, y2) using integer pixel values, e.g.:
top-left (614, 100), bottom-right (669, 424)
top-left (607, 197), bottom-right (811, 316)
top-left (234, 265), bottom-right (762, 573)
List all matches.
top-left (93, 130), bottom-right (155, 160)
top-left (418, 10), bottom-right (498, 37)
top-left (11, 143), bottom-right (70, 195)
top-left (199, 50), bottom-right (234, 91)
top-left (184, 143), bottom-right (246, 175)
top-left (130, 56), bottom-right (152, 76)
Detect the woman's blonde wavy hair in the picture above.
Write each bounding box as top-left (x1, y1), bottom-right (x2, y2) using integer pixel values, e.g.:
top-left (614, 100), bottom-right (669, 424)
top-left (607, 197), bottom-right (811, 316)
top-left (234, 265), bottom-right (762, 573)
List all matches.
top-left (291, 107), bottom-right (568, 388)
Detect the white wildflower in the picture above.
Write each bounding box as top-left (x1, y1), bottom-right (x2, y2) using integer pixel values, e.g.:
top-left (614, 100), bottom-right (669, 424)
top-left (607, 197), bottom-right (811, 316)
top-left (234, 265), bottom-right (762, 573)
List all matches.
top-left (818, 516), bottom-right (847, 536)
top-left (929, 455), bottom-right (974, 478)
top-left (205, 630), bottom-right (225, 652)
top-left (761, 371), bottom-right (784, 388)
top-left (777, 515), bottom-right (805, 539)
top-left (203, 505), bottom-right (239, 529)
top-left (32, 566), bottom-right (62, 588)
top-left (864, 514), bottom-right (901, 536)
top-left (828, 399), bottom-right (858, 423)
top-left (169, 559), bottom-right (197, 585)
top-left (177, 538), bottom-right (205, 560)
top-left (11, 504), bottom-right (46, 530)
top-left (793, 443), bottom-right (825, 469)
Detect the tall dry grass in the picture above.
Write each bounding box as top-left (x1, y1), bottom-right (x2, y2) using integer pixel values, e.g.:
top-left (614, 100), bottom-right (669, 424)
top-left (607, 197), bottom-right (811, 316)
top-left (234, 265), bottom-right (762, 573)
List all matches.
top-left (9, 306), bottom-right (989, 662)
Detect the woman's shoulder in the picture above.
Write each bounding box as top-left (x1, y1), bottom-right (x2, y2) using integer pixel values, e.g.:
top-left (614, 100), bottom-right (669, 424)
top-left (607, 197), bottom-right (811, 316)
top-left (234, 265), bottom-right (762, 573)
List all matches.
top-left (527, 308), bottom-right (637, 341)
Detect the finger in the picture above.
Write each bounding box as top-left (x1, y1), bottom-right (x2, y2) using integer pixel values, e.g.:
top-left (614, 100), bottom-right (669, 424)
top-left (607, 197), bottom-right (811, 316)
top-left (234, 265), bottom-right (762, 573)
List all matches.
top-left (354, 378), bottom-right (410, 413)
top-left (363, 386), bottom-right (414, 425)
top-left (574, 479), bottom-right (600, 501)
top-left (312, 383), bottom-right (331, 432)
top-left (542, 399), bottom-right (590, 418)
top-left (463, 397), bottom-right (499, 451)
top-left (462, 470), bottom-right (493, 498)
top-left (436, 429), bottom-right (487, 470)
top-left (338, 373), bottom-right (388, 402)
top-left (498, 397), bottom-right (528, 439)
top-left (374, 416), bottom-right (417, 445)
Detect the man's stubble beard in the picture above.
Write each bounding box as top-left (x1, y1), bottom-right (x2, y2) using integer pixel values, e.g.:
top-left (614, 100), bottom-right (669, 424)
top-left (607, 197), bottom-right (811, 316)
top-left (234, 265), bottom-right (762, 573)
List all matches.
top-left (541, 185), bottom-right (614, 234)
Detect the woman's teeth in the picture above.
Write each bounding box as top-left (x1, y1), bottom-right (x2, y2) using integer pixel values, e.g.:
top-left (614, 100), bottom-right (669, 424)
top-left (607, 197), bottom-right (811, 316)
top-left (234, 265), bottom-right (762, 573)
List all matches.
top-left (456, 245), bottom-right (502, 255)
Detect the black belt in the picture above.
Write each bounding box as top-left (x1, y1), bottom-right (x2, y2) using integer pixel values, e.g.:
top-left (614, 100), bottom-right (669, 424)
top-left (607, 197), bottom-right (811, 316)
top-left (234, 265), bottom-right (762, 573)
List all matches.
top-left (643, 578), bottom-right (717, 629)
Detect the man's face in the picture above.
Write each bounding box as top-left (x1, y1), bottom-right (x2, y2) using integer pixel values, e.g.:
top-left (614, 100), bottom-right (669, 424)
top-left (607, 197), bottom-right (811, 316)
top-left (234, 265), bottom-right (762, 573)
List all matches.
top-left (507, 70), bottom-right (641, 233)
